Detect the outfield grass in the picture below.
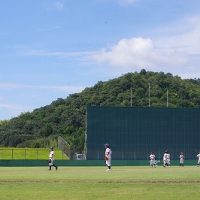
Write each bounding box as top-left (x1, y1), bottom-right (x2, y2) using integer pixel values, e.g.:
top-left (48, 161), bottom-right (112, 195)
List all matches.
top-left (0, 166), bottom-right (200, 200)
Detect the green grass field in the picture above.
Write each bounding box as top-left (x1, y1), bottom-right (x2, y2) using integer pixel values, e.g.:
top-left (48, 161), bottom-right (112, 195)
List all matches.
top-left (0, 148), bottom-right (67, 160)
top-left (0, 166), bottom-right (200, 200)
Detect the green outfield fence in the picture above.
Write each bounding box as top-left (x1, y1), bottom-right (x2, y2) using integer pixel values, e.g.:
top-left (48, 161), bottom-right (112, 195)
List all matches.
top-left (0, 159), bottom-right (198, 167)
top-left (86, 106), bottom-right (200, 160)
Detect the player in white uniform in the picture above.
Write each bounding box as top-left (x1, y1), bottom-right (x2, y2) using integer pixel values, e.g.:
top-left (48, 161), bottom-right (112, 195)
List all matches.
top-left (105, 144), bottom-right (112, 171)
top-left (166, 152), bottom-right (170, 166)
top-left (179, 152), bottom-right (184, 167)
top-left (149, 152), bottom-right (156, 167)
top-left (163, 150), bottom-right (170, 167)
top-left (197, 152), bottom-right (200, 166)
top-left (48, 147), bottom-right (58, 170)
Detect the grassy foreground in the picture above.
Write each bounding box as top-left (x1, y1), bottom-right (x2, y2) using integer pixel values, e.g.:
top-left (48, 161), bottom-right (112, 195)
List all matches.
top-left (0, 166), bottom-right (200, 200)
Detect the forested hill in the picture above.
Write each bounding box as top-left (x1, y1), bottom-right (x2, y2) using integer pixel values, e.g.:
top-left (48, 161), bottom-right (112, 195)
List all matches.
top-left (1, 70), bottom-right (200, 152)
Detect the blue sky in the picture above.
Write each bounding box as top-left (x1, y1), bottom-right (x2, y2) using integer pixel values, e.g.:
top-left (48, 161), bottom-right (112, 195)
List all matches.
top-left (1, 0), bottom-right (200, 120)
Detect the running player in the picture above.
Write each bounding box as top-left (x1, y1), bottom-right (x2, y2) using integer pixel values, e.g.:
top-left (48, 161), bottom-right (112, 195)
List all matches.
top-left (48, 147), bottom-right (58, 170)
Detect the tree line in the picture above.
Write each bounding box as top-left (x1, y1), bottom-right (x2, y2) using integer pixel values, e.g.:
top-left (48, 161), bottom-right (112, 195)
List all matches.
top-left (1, 70), bottom-right (200, 153)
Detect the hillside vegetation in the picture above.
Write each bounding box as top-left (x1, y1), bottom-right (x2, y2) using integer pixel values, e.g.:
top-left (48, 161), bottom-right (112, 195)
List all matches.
top-left (1, 70), bottom-right (200, 153)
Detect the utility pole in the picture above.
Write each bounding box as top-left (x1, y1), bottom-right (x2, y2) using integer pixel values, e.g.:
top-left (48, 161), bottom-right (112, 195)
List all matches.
top-left (148, 83), bottom-right (151, 107)
top-left (167, 89), bottom-right (169, 107)
top-left (130, 87), bottom-right (133, 107)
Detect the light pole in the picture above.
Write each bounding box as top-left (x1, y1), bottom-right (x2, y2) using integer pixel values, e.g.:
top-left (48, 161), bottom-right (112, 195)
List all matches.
top-left (167, 89), bottom-right (169, 107)
top-left (130, 87), bottom-right (133, 107)
top-left (148, 83), bottom-right (151, 107)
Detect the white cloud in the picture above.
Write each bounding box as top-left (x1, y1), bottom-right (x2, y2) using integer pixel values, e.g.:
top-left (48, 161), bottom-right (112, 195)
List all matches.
top-left (45, 1), bottom-right (64, 12)
top-left (0, 83), bottom-right (84, 120)
top-left (0, 103), bottom-right (34, 119)
top-left (99, 0), bottom-right (138, 6)
top-left (16, 16), bottom-right (200, 79)
top-left (15, 45), bottom-right (97, 60)
top-left (118, 0), bottom-right (137, 5)
top-left (91, 16), bottom-right (200, 78)
top-left (0, 83), bottom-right (84, 93)
top-left (0, 103), bottom-right (32, 111)
top-left (156, 17), bottom-right (200, 56)
top-left (54, 1), bottom-right (64, 11)
top-left (24, 49), bottom-right (96, 58)
top-left (92, 37), bottom-right (186, 70)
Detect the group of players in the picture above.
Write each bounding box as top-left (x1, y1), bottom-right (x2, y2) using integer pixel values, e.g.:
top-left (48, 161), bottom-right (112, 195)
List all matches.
top-left (47, 144), bottom-right (112, 171)
top-left (104, 144), bottom-right (200, 170)
top-left (149, 151), bottom-right (200, 167)
top-left (47, 145), bottom-right (200, 171)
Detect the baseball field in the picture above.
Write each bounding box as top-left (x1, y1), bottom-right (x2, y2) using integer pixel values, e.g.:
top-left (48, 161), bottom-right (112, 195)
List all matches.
top-left (0, 166), bottom-right (200, 200)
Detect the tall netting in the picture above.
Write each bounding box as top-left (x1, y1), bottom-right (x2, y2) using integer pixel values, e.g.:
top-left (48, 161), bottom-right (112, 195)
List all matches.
top-left (86, 106), bottom-right (200, 160)
top-left (58, 136), bottom-right (71, 159)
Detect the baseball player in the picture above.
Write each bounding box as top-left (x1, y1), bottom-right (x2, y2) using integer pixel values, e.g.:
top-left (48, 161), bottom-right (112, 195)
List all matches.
top-left (179, 152), bottom-right (184, 167)
top-left (48, 147), bottom-right (58, 170)
top-left (163, 150), bottom-right (170, 167)
top-left (149, 152), bottom-right (156, 167)
top-left (104, 144), bottom-right (112, 171)
top-left (197, 152), bottom-right (200, 166)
